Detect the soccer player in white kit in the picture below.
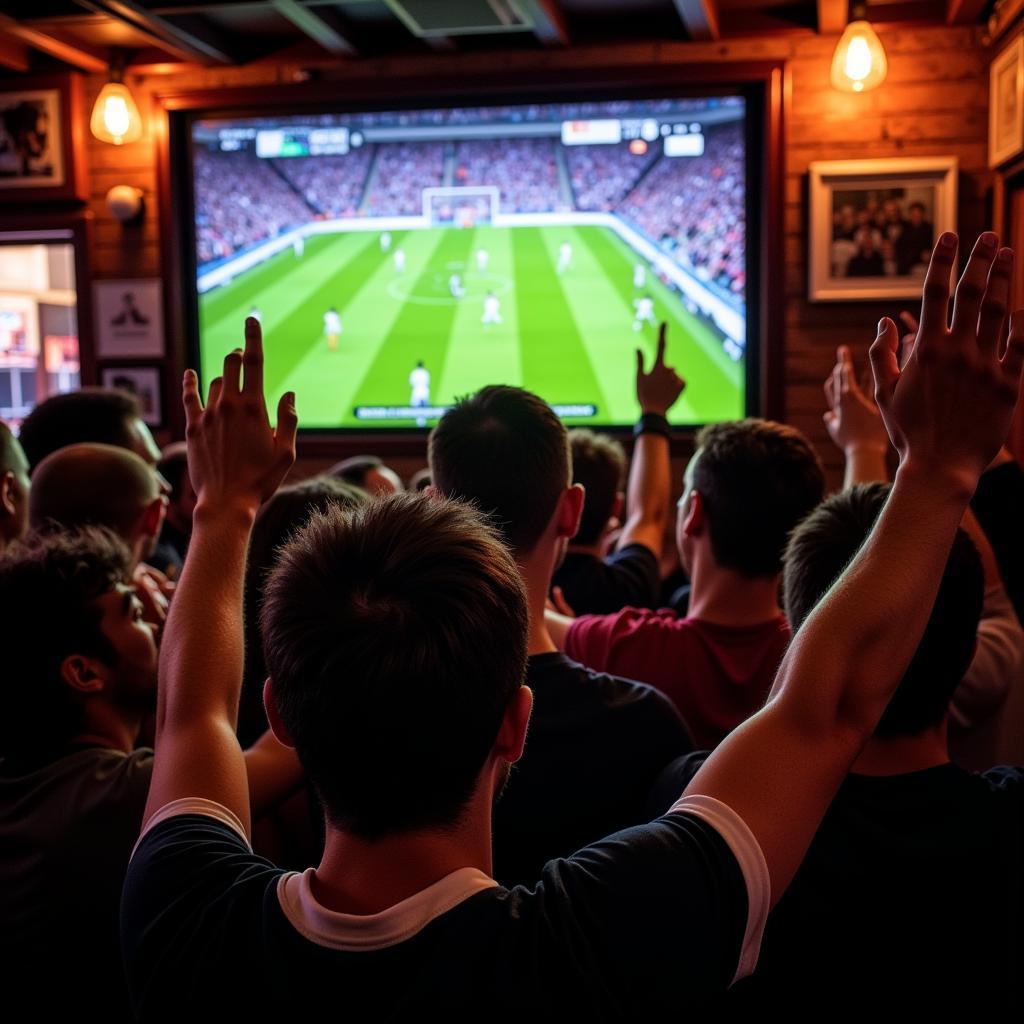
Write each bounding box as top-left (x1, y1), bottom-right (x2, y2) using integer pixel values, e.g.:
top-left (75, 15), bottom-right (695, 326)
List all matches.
top-left (409, 361), bottom-right (430, 425)
top-left (481, 291), bottom-right (502, 326)
top-left (324, 306), bottom-right (342, 351)
top-left (557, 241), bottom-right (572, 274)
top-left (633, 294), bottom-right (656, 331)
top-left (293, 236), bottom-right (304, 259)
top-left (449, 273), bottom-right (465, 299)
top-left (393, 247), bottom-right (406, 274)
top-left (476, 248), bottom-right (489, 273)
top-left (380, 232), bottom-right (392, 252)
top-left (633, 263), bottom-right (646, 289)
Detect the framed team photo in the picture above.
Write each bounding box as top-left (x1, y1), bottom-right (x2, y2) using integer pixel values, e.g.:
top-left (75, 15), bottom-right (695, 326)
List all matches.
top-left (808, 157), bottom-right (958, 302)
top-left (990, 37), bottom-right (1024, 168)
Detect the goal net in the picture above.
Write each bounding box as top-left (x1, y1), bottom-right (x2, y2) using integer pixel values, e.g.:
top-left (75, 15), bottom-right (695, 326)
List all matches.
top-left (423, 186), bottom-right (500, 228)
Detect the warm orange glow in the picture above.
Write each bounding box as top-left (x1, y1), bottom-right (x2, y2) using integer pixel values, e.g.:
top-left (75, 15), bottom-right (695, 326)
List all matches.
top-left (830, 21), bottom-right (888, 94)
top-left (90, 82), bottom-right (142, 146)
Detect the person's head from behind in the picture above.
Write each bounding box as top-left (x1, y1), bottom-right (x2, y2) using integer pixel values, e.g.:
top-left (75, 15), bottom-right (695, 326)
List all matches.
top-left (18, 388), bottom-right (161, 473)
top-left (157, 442), bottom-right (195, 537)
top-left (677, 418), bottom-right (824, 581)
top-left (0, 421), bottom-right (30, 551)
top-left (429, 385), bottom-right (583, 562)
top-left (329, 454), bottom-right (403, 496)
top-left (262, 492), bottom-right (531, 838)
top-left (909, 201), bottom-right (926, 226)
top-left (29, 443), bottom-right (167, 568)
top-left (569, 429), bottom-right (626, 549)
top-left (0, 527), bottom-right (158, 765)
top-left (241, 475), bottom-right (368, 743)
top-left (783, 483), bottom-right (982, 736)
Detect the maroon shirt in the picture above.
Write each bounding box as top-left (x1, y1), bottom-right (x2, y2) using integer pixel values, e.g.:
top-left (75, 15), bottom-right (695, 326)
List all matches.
top-left (566, 607), bottom-right (790, 748)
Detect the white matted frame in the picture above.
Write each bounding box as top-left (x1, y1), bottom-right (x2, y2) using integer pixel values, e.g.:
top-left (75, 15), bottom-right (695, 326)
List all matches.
top-left (990, 37), bottom-right (1024, 169)
top-left (808, 157), bottom-right (958, 303)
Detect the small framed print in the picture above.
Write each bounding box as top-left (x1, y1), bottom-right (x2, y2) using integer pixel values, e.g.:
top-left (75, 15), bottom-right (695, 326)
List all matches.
top-left (808, 157), bottom-right (958, 302)
top-left (101, 365), bottom-right (163, 428)
top-left (990, 37), bottom-right (1024, 169)
top-left (94, 279), bottom-right (166, 358)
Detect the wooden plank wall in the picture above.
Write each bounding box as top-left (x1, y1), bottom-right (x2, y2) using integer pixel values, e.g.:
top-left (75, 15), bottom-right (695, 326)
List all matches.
top-left (76, 23), bottom-right (990, 485)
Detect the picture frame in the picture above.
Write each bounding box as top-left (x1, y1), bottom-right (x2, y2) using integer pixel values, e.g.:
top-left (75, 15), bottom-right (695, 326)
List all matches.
top-left (0, 75), bottom-right (87, 204)
top-left (808, 157), bottom-right (958, 303)
top-left (101, 365), bottom-right (164, 428)
top-left (94, 279), bottom-right (166, 358)
top-left (990, 37), bottom-right (1024, 169)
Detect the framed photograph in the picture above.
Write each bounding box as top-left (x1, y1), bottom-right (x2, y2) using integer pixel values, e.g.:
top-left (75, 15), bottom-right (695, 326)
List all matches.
top-left (808, 157), bottom-right (958, 302)
top-left (990, 38), bottom-right (1024, 169)
top-left (0, 76), bottom-right (86, 204)
top-left (94, 279), bottom-right (166, 357)
top-left (101, 365), bottom-right (163, 428)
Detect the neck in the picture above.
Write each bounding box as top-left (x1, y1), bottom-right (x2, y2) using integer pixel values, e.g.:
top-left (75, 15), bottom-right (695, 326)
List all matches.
top-left (686, 554), bottom-right (782, 625)
top-left (518, 542), bottom-right (559, 656)
top-left (70, 700), bottom-right (142, 754)
top-left (313, 772), bottom-right (495, 914)
top-left (565, 540), bottom-right (603, 560)
top-left (852, 721), bottom-right (950, 776)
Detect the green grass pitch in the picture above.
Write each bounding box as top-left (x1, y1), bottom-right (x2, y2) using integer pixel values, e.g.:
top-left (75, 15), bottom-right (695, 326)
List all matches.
top-left (198, 224), bottom-right (745, 429)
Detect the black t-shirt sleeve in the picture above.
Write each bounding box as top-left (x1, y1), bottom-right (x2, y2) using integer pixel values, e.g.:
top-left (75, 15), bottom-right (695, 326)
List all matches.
top-left (603, 543), bottom-right (661, 610)
top-left (121, 811), bottom-right (283, 1019)
top-left (646, 750), bottom-right (710, 818)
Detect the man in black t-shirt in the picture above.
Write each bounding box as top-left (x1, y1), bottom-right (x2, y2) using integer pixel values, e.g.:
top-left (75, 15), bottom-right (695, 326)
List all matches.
top-left (124, 242), bottom-right (1024, 1018)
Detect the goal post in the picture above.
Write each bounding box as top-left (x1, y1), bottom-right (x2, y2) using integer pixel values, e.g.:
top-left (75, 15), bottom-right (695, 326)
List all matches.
top-left (423, 186), bottom-right (500, 227)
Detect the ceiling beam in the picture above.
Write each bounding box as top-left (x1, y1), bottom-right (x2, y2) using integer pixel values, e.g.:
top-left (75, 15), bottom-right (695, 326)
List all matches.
top-left (671, 0), bottom-right (720, 41)
top-left (946, 0), bottom-right (988, 24)
top-left (518, 0), bottom-right (570, 46)
top-left (816, 0), bottom-right (848, 33)
top-left (0, 14), bottom-right (108, 72)
top-left (90, 0), bottom-right (237, 63)
top-left (0, 30), bottom-right (30, 73)
top-left (270, 0), bottom-right (357, 56)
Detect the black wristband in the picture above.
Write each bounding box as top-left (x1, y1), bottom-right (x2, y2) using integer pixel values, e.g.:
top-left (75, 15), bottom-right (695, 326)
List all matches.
top-left (634, 412), bottom-right (671, 440)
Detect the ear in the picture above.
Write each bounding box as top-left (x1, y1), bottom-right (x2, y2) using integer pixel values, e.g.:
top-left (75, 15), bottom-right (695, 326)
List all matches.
top-left (0, 470), bottom-right (15, 518)
top-left (681, 490), bottom-right (704, 538)
top-left (263, 677), bottom-right (296, 749)
top-left (423, 483), bottom-right (439, 500)
top-left (556, 483), bottom-right (585, 540)
top-left (139, 496), bottom-right (166, 541)
top-left (493, 685), bottom-right (533, 766)
top-left (60, 654), bottom-right (109, 695)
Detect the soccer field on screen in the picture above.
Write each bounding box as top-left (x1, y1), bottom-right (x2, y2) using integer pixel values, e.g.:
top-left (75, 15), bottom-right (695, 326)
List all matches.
top-left (198, 224), bottom-right (745, 429)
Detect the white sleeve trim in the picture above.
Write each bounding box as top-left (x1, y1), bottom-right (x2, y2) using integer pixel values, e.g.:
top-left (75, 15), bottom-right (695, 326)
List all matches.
top-left (131, 797), bottom-right (251, 861)
top-left (667, 793), bottom-right (770, 985)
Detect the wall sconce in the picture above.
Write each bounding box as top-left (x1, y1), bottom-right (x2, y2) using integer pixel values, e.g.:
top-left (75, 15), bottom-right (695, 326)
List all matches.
top-left (90, 55), bottom-right (142, 145)
top-left (830, 17), bottom-right (888, 94)
top-left (106, 185), bottom-right (145, 223)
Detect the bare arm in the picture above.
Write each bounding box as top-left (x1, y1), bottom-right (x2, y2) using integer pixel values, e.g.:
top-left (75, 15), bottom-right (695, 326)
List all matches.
top-left (143, 319), bottom-right (297, 836)
top-left (617, 323), bottom-right (685, 556)
top-left (686, 233), bottom-right (1024, 904)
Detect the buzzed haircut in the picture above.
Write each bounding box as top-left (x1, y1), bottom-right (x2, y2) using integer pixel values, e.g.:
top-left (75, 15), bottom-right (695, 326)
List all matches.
top-left (693, 418), bottom-right (825, 578)
top-left (262, 492), bottom-right (528, 838)
top-left (429, 385), bottom-right (569, 552)
top-left (29, 443), bottom-right (158, 540)
top-left (18, 389), bottom-right (141, 472)
top-left (569, 429), bottom-right (627, 547)
top-left (784, 482), bottom-right (983, 736)
top-left (0, 527), bottom-right (132, 764)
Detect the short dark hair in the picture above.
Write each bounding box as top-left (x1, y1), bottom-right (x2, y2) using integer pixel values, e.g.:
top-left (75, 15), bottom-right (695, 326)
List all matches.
top-left (570, 429), bottom-right (626, 546)
top-left (783, 483), bottom-right (983, 736)
top-left (328, 455), bottom-right (383, 490)
top-left (18, 389), bottom-right (141, 472)
top-left (0, 527), bottom-right (132, 763)
top-left (262, 492), bottom-right (528, 838)
top-left (240, 475), bottom-right (369, 746)
top-left (692, 418), bottom-right (824, 578)
top-left (429, 385), bottom-right (569, 552)
top-left (157, 444), bottom-right (189, 500)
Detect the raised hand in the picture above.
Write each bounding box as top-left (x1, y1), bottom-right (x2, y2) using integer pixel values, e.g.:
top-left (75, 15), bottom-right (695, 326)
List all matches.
top-left (823, 344), bottom-right (889, 456)
top-left (183, 317), bottom-right (298, 513)
top-left (868, 232), bottom-right (1024, 495)
top-left (636, 322), bottom-right (686, 416)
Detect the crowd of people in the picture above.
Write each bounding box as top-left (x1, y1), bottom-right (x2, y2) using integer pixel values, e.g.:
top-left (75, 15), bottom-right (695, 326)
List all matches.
top-left (453, 138), bottom-right (566, 213)
top-left (3, 229), bottom-right (1023, 1017)
top-left (566, 140), bottom-right (659, 213)
top-left (363, 141), bottom-right (446, 217)
top-left (831, 196), bottom-right (936, 278)
top-left (272, 150), bottom-right (376, 219)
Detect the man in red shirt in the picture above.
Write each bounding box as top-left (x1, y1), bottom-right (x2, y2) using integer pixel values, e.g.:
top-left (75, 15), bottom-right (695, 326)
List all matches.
top-left (549, 419), bottom-right (825, 747)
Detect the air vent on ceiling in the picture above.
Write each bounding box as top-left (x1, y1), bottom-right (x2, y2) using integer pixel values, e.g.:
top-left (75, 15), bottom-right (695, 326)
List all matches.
top-left (386, 0), bottom-right (533, 37)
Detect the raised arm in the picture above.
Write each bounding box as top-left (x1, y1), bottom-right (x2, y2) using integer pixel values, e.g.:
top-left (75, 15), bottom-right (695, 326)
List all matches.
top-left (143, 319), bottom-right (298, 836)
top-left (616, 323), bottom-right (685, 557)
top-left (687, 232), bottom-right (1024, 903)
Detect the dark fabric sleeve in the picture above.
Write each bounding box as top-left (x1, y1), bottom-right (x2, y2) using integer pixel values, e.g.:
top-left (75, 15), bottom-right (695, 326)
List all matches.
top-left (600, 543), bottom-right (661, 611)
top-left (971, 462), bottom-right (1024, 624)
top-left (646, 750), bottom-right (710, 818)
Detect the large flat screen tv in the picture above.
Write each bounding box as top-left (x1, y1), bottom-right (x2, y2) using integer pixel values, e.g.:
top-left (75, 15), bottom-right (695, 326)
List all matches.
top-left (188, 92), bottom-right (752, 431)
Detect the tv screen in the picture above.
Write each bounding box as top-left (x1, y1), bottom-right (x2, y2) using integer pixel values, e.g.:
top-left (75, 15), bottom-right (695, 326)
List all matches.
top-left (190, 94), bottom-right (749, 430)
